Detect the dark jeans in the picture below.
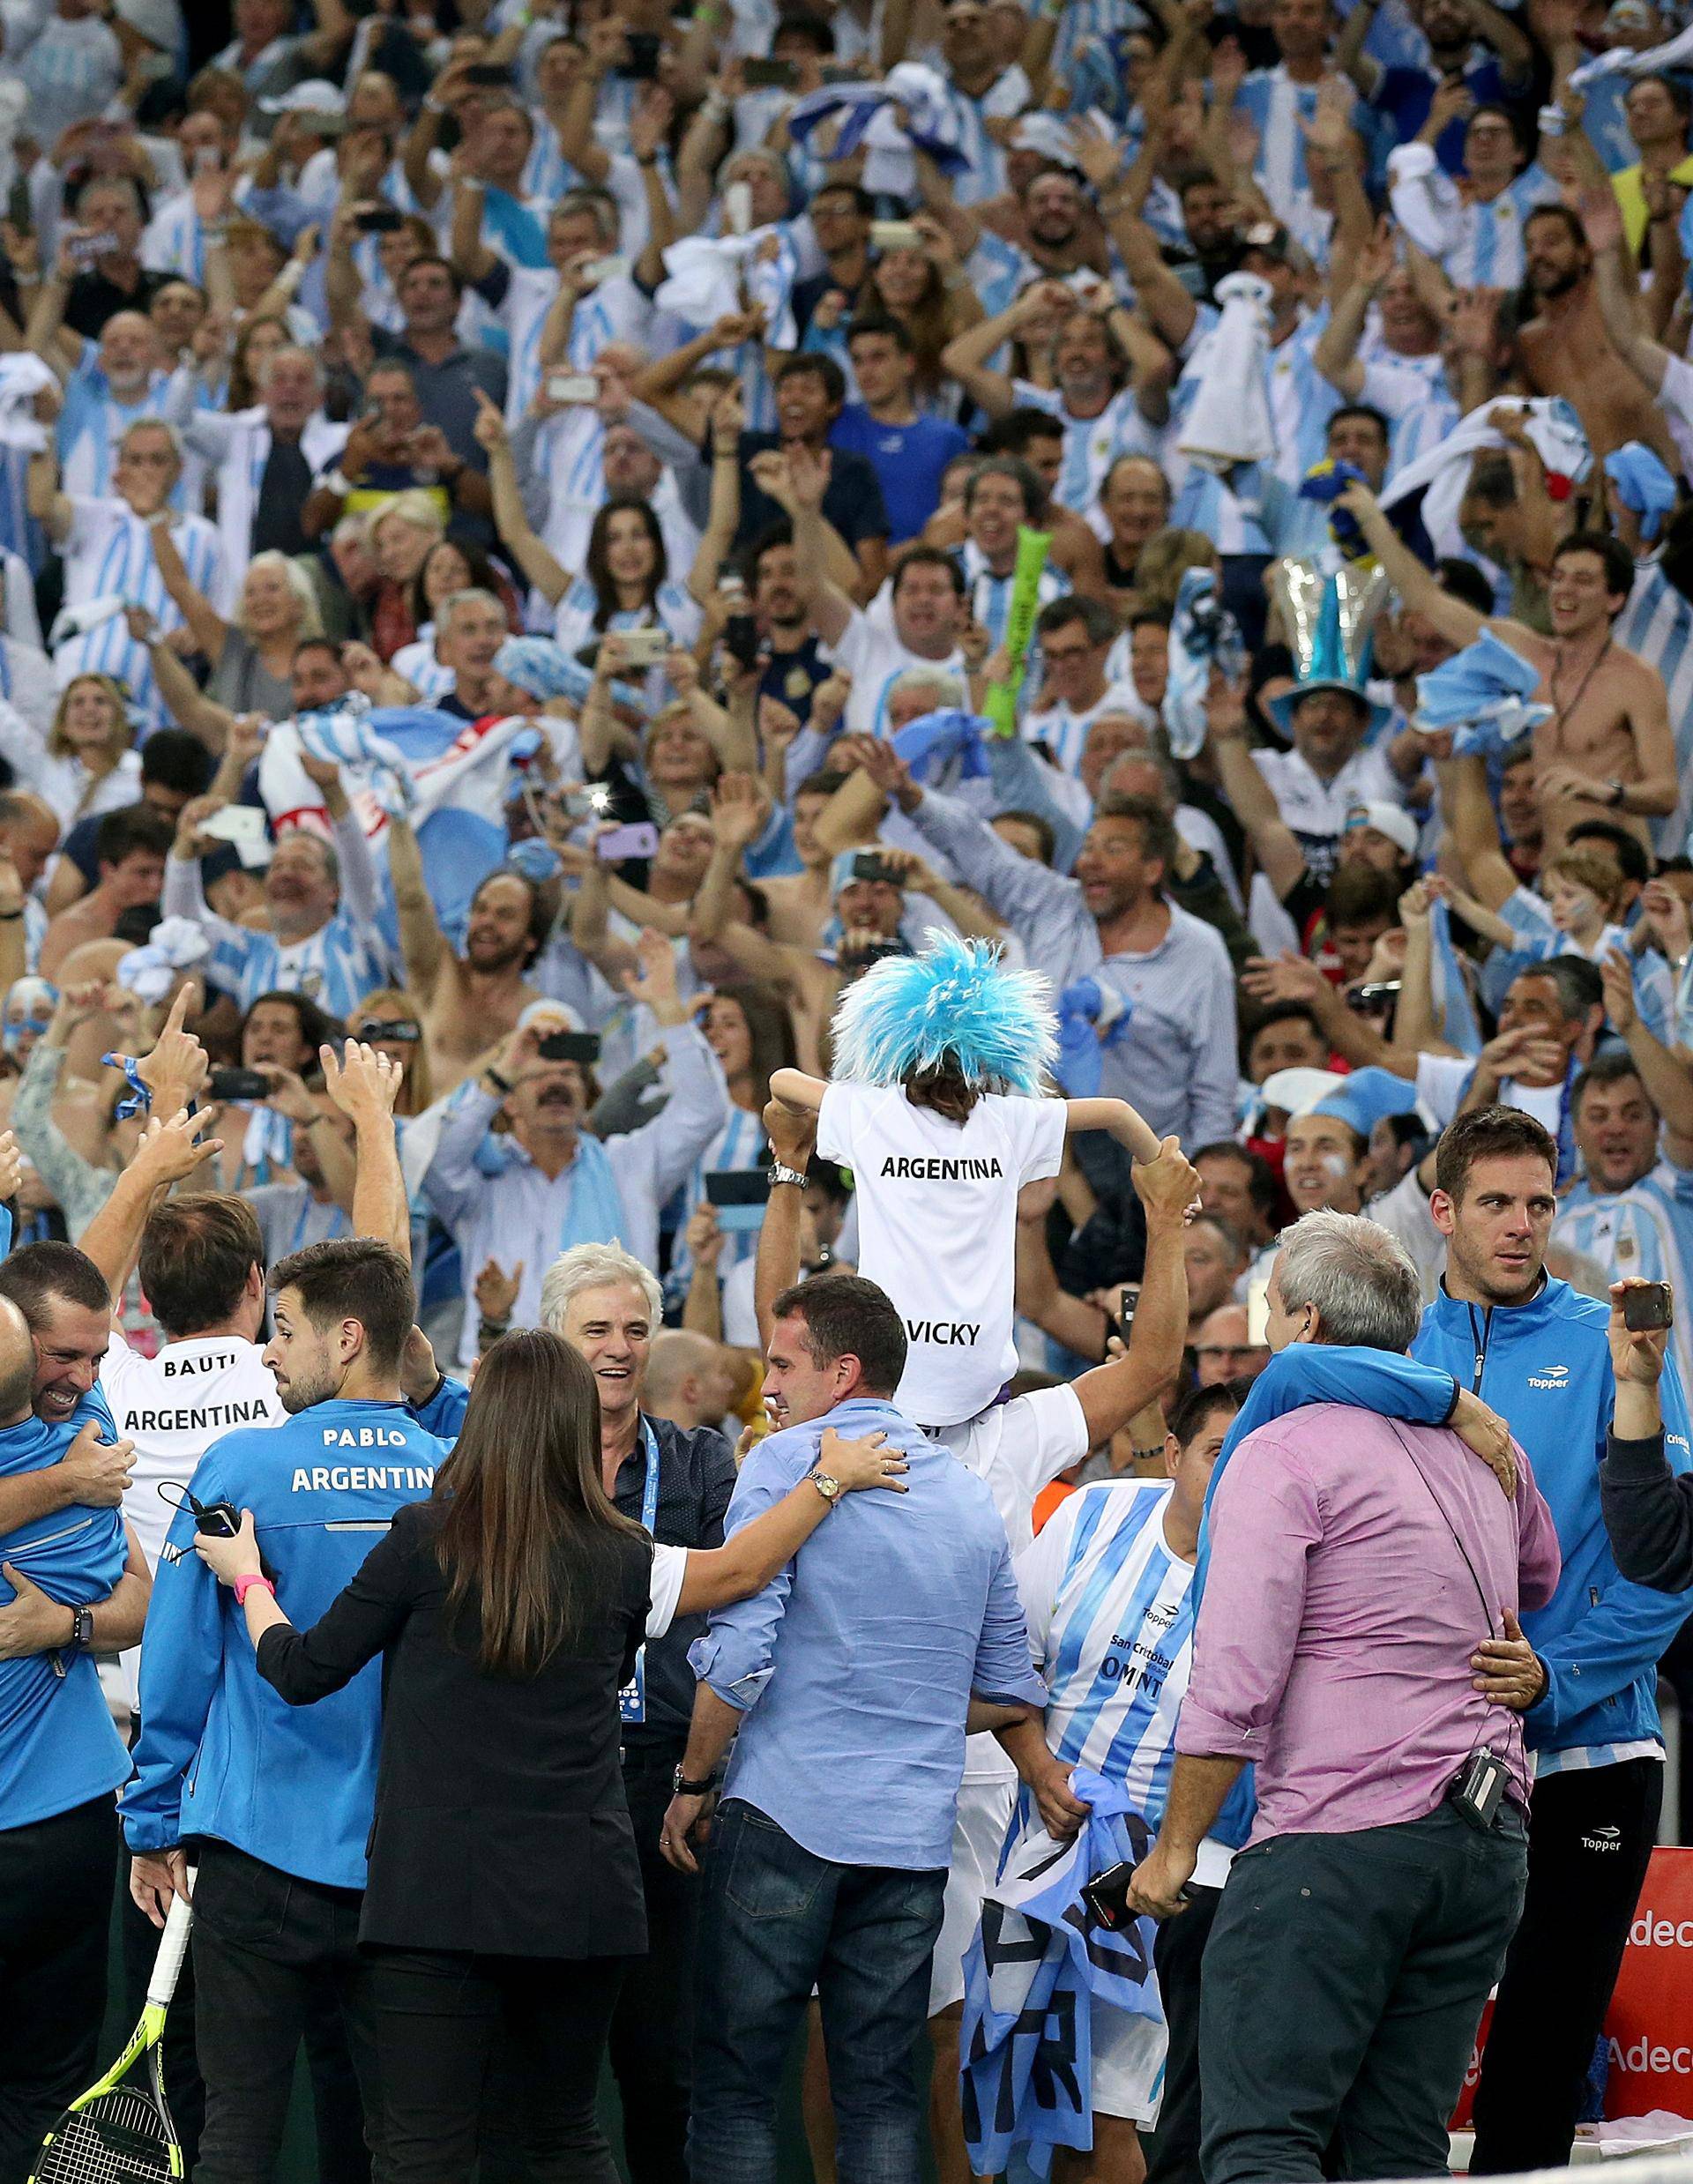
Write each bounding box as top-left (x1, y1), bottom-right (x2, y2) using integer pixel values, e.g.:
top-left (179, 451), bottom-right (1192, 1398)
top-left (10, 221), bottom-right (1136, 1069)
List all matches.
top-left (608, 1737), bottom-right (699, 2184)
top-left (1470, 1757), bottom-right (1662, 2174)
top-left (1143, 1882), bottom-right (1222, 2184)
top-left (691, 1799), bottom-right (945, 2184)
top-left (130, 1862), bottom-right (369, 2184)
top-left (1200, 1801), bottom-right (1527, 2184)
top-left (0, 1795), bottom-right (114, 2184)
top-left (190, 1837), bottom-right (380, 2184)
top-left (365, 1945), bottom-right (626, 2184)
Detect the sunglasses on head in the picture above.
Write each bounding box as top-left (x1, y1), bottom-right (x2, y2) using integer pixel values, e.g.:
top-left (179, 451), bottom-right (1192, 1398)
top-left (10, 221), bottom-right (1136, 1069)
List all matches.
top-left (353, 1019), bottom-right (421, 1044)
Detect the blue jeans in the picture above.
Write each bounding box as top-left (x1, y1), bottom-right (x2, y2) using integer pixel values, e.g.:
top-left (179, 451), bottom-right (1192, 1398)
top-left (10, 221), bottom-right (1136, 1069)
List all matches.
top-left (690, 1799), bottom-right (946, 2184)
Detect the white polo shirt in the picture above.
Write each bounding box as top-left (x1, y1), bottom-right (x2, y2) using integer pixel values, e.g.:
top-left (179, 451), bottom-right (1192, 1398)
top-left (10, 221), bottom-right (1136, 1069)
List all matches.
top-left (101, 1328), bottom-right (285, 1707)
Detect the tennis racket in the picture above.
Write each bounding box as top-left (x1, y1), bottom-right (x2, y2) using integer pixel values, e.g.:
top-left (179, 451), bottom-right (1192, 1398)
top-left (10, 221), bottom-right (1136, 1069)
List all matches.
top-left (27, 1890), bottom-right (193, 2184)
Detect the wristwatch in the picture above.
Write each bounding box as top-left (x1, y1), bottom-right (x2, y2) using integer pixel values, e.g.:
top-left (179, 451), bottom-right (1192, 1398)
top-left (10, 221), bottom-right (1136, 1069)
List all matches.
top-left (769, 1161), bottom-right (808, 1189)
top-left (809, 1466), bottom-right (842, 1508)
top-left (674, 1764), bottom-right (715, 1796)
top-left (68, 1605), bottom-right (93, 1652)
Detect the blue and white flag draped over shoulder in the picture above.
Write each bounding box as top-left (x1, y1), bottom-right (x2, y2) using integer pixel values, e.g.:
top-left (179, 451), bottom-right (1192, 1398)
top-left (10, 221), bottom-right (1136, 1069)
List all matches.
top-left (1162, 567), bottom-right (1244, 760)
top-left (1412, 628), bottom-right (1550, 759)
top-left (960, 1771), bottom-right (1160, 2182)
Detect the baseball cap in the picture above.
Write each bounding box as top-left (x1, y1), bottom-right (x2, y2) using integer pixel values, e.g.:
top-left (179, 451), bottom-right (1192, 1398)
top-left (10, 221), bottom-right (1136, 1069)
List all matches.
top-left (258, 78), bottom-right (347, 116)
top-left (1260, 1066), bottom-right (1346, 1119)
top-left (1312, 1066), bottom-right (1421, 1138)
top-left (1344, 801), bottom-right (1420, 861)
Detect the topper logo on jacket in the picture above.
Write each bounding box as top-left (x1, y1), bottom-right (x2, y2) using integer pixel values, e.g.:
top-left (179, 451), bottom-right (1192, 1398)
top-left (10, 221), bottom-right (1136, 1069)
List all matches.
top-left (1527, 1364), bottom-right (1570, 1390)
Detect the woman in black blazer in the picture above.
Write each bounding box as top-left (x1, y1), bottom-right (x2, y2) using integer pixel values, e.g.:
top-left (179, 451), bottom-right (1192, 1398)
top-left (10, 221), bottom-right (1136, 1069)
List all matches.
top-left (196, 1328), bottom-right (903, 2183)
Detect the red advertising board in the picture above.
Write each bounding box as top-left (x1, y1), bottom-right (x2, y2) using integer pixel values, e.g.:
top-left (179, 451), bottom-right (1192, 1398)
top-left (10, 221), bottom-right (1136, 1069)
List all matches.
top-left (1602, 1848), bottom-right (1693, 2118)
top-left (1451, 1851), bottom-right (1693, 2129)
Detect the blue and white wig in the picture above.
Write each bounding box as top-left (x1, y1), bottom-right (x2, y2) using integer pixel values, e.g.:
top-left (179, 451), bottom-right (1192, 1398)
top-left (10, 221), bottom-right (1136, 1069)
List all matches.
top-left (830, 930), bottom-right (1057, 1097)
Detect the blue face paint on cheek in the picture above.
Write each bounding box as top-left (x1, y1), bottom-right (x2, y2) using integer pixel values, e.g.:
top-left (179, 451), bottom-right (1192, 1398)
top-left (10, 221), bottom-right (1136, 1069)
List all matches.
top-left (3, 1016), bottom-right (49, 1055)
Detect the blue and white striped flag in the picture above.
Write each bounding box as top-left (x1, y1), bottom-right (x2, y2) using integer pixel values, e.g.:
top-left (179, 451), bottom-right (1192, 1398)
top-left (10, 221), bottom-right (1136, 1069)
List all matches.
top-left (960, 1771), bottom-right (1160, 2181)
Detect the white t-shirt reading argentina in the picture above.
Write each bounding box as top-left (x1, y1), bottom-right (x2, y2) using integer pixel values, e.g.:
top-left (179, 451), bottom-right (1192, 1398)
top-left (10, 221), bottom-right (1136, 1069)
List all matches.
top-left (817, 1082), bottom-right (1067, 1427)
top-left (102, 1327), bottom-right (286, 1707)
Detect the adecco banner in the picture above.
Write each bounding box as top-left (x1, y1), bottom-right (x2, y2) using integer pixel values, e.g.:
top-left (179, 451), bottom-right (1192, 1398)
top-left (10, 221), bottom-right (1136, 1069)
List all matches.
top-left (1451, 1851), bottom-right (1693, 2130)
top-left (1604, 1849), bottom-right (1693, 2116)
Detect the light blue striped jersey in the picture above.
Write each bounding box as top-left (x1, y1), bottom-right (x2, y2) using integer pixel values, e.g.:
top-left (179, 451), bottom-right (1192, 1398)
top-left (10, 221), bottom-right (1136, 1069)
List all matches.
top-left (140, 190), bottom-right (211, 284)
top-left (834, 604), bottom-right (968, 738)
top-left (0, 451), bottom-right (32, 572)
top-left (390, 631), bottom-right (457, 702)
top-left (936, 66), bottom-right (1032, 206)
top-left (1014, 1480), bottom-right (1197, 1826)
top-left (12, 12), bottom-right (122, 153)
top-left (1615, 559), bottom-right (1693, 859)
top-left (551, 578), bottom-right (701, 663)
top-left (54, 499), bottom-right (225, 731)
top-left (498, 265), bottom-right (651, 423)
top-left (1009, 381), bottom-right (1159, 519)
top-left (1025, 680), bottom-right (1145, 778)
top-left (521, 116), bottom-right (587, 205)
top-left (58, 358), bottom-right (172, 503)
top-left (588, 68), bottom-right (641, 155)
top-left (1554, 1160), bottom-right (1693, 1396)
top-left (1169, 306), bottom-right (1336, 496)
top-left (662, 1101), bottom-right (767, 1305)
top-left (1359, 351), bottom-right (1461, 481)
top-left (1168, 458), bottom-right (1297, 557)
top-left (534, 406), bottom-right (608, 564)
top-left (967, 230), bottom-right (1033, 324)
top-left (1481, 888), bottom-right (1673, 1041)
top-left (1262, 311), bottom-right (1344, 489)
top-left (1049, 0), bottom-right (1150, 78)
top-left (203, 907), bottom-right (393, 1022)
top-left (1235, 66), bottom-right (1366, 236)
top-left (1437, 164), bottom-right (1561, 290)
top-left (961, 539), bottom-right (1069, 652)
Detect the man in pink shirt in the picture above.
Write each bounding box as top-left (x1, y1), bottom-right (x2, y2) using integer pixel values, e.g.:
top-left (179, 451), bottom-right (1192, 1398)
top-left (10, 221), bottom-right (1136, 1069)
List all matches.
top-left (1129, 1208), bottom-right (1561, 2184)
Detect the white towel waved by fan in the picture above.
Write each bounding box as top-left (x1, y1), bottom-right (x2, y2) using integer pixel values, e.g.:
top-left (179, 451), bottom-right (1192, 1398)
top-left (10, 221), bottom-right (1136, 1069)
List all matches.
top-left (1177, 273), bottom-right (1277, 474)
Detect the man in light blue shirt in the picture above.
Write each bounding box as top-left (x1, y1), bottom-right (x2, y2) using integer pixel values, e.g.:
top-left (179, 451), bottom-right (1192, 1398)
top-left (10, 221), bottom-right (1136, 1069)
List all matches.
top-left (661, 1274), bottom-right (1047, 2184)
